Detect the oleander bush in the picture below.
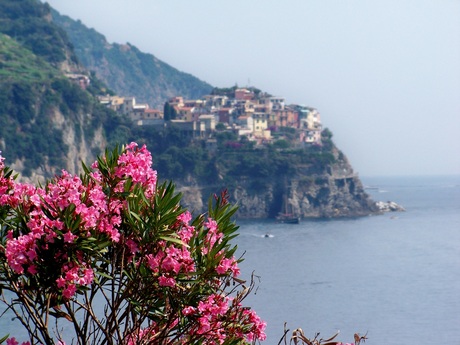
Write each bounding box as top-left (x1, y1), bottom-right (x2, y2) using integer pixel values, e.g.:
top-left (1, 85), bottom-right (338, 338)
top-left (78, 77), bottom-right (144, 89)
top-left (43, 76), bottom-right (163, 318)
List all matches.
top-left (0, 143), bottom-right (266, 345)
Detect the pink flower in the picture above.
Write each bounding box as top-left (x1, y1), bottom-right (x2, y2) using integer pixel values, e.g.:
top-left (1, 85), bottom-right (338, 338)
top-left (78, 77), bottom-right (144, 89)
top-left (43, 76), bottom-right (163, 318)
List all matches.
top-left (216, 257), bottom-right (240, 277)
top-left (158, 275), bottom-right (176, 287)
top-left (182, 306), bottom-right (196, 316)
top-left (177, 211), bottom-right (192, 224)
top-left (80, 268), bottom-right (94, 285)
top-left (63, 231), bottom-right (77, 243)
top-left (56, 277), bottom-right (66, 288)
top-left (178, 224), bottom-right (195, 243)
top-left (5, 233), bottom-right (37, 274)
top-left (201, 217), bottom-right (223, 255)
top-left (242, 309), bottom-right (267, 342)
top-left (63, 284), bottom-right (77, 299)
top-left (5, 338), bottom-right (30, 345)
top-left (146, 254), bottom-right (160, 272)
top-left (204, 218), bottom-right (218, 232)
top-left (6, 338), bottom-right (18, 345)
top-left (27, 264), bottom-right (38, 275)
top-left (198, 294), bottom-right (230, 316)
top-left (161, 254), bottom-right (181, 274)
top-left (197, 316), bottom-right (211, 335)
top-left (126, 239), bottom-right (139, 254)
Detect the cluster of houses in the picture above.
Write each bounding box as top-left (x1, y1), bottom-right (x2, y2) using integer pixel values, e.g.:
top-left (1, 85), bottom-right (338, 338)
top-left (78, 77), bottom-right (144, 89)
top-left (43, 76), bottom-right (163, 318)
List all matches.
top-left (97, 88), bottom-right (323, 147)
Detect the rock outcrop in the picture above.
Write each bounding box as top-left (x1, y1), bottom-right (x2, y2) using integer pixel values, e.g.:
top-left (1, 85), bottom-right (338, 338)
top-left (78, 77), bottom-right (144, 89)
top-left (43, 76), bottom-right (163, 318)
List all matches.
top-left (226, 176), bottom-right (378, 219)
top-left (176, 148), bottom-right (380, 219)
top-left (375, 201), bottom-right (406, 212)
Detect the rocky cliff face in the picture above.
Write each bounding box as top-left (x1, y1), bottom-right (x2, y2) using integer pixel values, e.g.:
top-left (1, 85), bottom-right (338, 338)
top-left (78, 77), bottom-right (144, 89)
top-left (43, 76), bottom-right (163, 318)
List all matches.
top-left (49, 108), bottom-right (106, 176)
top-left (175, 147), bottom-right (379, 219)
top-left (227, 175), bottom-right (377, 219)
top-left (175, 173), bottom-right (377, 220)
top-left (8, 104), bottom-right (107, 184)
top-left (282, 175), bottom-right (376, 218)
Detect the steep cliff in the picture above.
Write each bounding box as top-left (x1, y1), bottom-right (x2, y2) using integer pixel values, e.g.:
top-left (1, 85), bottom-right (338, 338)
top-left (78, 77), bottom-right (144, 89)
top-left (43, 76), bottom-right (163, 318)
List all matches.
top-left (228, 171), bottom-right (377, 219)
top-left (171, 143), bottom-right (379, 219)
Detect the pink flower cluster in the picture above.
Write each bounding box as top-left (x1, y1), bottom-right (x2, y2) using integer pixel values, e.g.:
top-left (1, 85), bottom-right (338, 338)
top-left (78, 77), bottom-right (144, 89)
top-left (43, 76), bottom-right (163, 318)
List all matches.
top-left (6, 338), bottom-right (30, 345)
top-left (106, 142), bottom-right (157, 198)
top-left (0, 170), bottom-right (36, 210)
top-left (240, 308), bottom-right (267, 343)
top-left (215, 256), bottom-right (240, 276)
top-left (145, 240), bottom-right (195, 288)
top-left (0, 144), bottom-right (158, 300)
top-left (202, 218), bottom-right (240, 277)
top-left (177, 211), bottom-right (195, 242)
top-left (202, 218), bottom-right (223, 255)
top-left (56, 261), bottom-right (94, 299)
top-left (1, 172), bottom-right (112, 298)
top-left (182, 293), bottom-right (266, 344)
top-left (143, 210), bottom-right (240, 289)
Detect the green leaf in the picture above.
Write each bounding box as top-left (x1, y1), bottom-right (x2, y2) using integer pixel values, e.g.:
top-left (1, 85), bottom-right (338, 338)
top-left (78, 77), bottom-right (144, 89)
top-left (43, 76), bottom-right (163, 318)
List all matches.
top-left (129, 210), bottom-right (144, 224)
top-left (159, 235), bottom-right (188, 248)
top-left (0, 334), bottom-right (10, 344)
top-left (96, 271), bottom-right (113, 280)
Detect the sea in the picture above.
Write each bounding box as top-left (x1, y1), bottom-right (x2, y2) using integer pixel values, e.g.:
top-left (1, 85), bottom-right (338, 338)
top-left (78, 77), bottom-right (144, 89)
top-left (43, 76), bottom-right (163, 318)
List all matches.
top-left (1, 175), bottom-right (459, 344)
top-left (234, 175), bottom-right (460, 345)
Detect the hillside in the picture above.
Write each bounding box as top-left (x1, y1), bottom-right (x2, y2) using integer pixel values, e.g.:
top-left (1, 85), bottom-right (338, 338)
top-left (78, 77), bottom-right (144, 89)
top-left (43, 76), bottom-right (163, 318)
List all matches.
top-left (0, 0), bottom-right (81, 72)
top-left (0, 0), bottom-right (379, 219)
top-left (51, 10), bottom-right (213, 109)
top-left (0, 32), bottom-right (58, 82)
top-left (0, 0), bottom-right (133, 179)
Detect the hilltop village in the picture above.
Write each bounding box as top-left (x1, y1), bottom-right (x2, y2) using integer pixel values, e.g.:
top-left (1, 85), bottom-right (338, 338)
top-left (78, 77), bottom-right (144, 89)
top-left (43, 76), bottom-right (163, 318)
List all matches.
top-left (97, 87), bottom-right (323, 148)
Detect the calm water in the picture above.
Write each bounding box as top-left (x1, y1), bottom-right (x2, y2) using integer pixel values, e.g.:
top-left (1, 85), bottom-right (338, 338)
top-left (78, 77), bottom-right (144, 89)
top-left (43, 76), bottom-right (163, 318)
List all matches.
top-left (235, 175), bottom-right (460, 345)
top-left (1, 176), bottom-right (459, 344)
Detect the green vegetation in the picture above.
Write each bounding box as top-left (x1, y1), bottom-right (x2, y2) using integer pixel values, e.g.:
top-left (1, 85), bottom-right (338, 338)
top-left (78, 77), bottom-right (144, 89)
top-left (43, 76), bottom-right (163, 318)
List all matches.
top-left (128, 124), bottom-right (337, 193)
top-left (0, 0), bottom-right (78, 66)
top-left (0, 0), bottom-right (138, 177)
top-left (0, 79), bottom-right (66, 175)
top-left (163, 101), bottom-right (177, 120)
top-left (0, 33), bottom-right (58, 82)
top-left (211, 85), bottom-right (265, 97)
top-left (0, 73), bottom-right (127, 176)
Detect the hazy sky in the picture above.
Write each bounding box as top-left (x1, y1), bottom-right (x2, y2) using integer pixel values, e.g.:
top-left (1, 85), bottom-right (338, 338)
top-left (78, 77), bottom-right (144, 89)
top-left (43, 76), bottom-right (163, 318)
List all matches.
top-left (44, 0), bottom-right (460, 177)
